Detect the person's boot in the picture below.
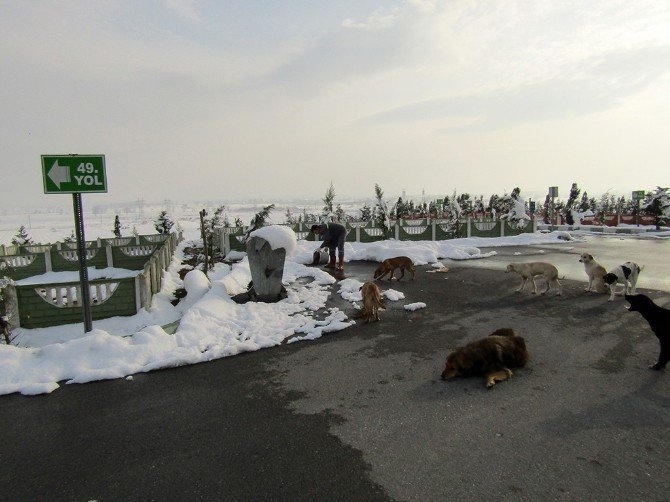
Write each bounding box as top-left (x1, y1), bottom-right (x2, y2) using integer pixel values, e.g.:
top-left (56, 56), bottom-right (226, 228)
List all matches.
top-left (336, 257), bottom-right (344, 271)
top-left (324, 255), bottom-right (336, 269)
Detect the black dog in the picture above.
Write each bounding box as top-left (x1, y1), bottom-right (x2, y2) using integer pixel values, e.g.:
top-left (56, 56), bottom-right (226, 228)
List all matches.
top-left (625, 294), bottom-right (670, 370)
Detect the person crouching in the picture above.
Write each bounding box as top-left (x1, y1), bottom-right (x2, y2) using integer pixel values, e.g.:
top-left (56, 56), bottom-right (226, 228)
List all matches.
top-left (311, 223), bottom-right (346, 271)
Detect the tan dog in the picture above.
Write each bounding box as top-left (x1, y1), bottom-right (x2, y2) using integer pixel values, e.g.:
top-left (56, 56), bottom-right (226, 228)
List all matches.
top-left (505, 262), bottom-right (562, 295)
top-left (373, 256), bottom-right (416, 281)
top-left (579, 253), bottom-right (608, 293)
top-left (359, 281), bottom-right (384, 322)
top-left (441, 328), bottom-right (529, 388)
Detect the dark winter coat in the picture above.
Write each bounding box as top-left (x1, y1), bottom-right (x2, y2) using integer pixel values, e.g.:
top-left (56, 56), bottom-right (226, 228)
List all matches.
top-left (317, 223), bottom-right (346, 253)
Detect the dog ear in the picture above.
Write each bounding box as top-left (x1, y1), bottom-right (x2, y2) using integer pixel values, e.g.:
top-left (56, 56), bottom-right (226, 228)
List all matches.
top-left (453, 353), bottom-right (471, 372)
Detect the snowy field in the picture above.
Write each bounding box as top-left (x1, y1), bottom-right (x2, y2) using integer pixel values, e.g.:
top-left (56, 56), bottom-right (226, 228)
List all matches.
top-left (0, 200), bottom-right (357, 246)
top-left (1, 204), bottom-right (668, 397)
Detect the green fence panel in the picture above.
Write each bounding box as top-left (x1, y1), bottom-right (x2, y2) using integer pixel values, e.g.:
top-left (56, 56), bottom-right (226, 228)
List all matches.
top-left (434, 222), bottom-right (465, 240)
top-left (470, 220), bottom-right (501, 238)
top-left (504, 220), bottom-right (533, 236)
top-left (100, 237), bottom-right (135, 247)
top-left (20, 245), bottom-right (53, 254)
top-left (399, 223), bottom-right (431, 241)
top-left (228, 233), bottom-right (246, 252)
top-left (359, 224), bottom-right (387, 243)
top-left (50, 247), bottom-right (107, 272)
top-left (344, 224), bottom-right (360, 242)
top-left (400, 218), bottom-right (430, 227)
top-left (111, 245), bottom-right (157, 270)
top-left (139, 234), bottom-right (170, 246)
top-left (1, 253), bottom-right (48, 280)
top-left (16, 277), bottom-right (138, 329)
top-left (0, 245), bottom-right (20, 256)
top-left (55, 241), bottom-right (98, 252)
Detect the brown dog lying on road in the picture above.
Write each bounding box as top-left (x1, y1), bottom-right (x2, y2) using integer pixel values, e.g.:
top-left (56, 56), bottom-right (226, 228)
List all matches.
top-left (358, 281), bottom-right (384, 322)
top-left (374, 256), bottom-right (416, 281)
top-left (441, 328), bottom-right (529, 388)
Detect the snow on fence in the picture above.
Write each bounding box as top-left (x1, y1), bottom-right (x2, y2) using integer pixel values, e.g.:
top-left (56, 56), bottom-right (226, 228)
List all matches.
top-left (1, 232), bottom-right (182, 329)
top-left (0, 234), bottom-right (177, 281)
top-left (214, 218), bottom-right (538, 256)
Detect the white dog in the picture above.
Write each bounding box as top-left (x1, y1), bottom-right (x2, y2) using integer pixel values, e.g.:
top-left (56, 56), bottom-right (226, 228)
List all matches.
top-left (603, 262), bottom-right (643, 301)
top-left (579, 253), bottom-right (608, 293)
top-left (506, 262), bottom-right (562, 296)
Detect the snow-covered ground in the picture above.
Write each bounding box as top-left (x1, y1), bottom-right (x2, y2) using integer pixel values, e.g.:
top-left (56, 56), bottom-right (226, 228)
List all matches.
top-left (0, 224), bottom-right (581, 396)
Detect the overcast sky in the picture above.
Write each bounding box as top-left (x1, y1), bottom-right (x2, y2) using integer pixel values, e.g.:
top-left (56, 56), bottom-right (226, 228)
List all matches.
top-left (1, 0), bottom-right (669, 209)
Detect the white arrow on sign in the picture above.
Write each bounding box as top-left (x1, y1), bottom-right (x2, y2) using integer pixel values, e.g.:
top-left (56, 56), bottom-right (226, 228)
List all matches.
top-left (48, 160), bottom-right (71, 188)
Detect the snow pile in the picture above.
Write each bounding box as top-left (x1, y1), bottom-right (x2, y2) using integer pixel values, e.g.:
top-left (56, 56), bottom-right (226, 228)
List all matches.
top-left (383, 289), bottom-right (405, 301)
top-left (249, 225), bottom-right (297, 256)
top-left (404, 302), bottom-right (426, 311)
top-left (338, 278), bottom-right (364, 302)
top-left (179, 270), bottom-right (211, 309)
top-left (291, 239), bottom-right (497, 265)
top-left (501, 195), bottom-right (530, 222)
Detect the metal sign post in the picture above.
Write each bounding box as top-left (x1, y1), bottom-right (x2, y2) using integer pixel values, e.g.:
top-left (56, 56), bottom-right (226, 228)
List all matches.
top-left (72, 193), bottom-right (93, 332)
top-left (548, 187), bottom-right (559, 228)
top-left (41, 154), bottom-right (107, 333)
top-left (632, 190), bottom-right (645, 227)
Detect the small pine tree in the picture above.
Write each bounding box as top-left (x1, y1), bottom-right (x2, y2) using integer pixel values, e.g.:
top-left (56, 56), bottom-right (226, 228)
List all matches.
top-left (285, 208), bottom-right (295, 225)
top-left (360, 204), bottom-right (372, 221)
top-left (579, 192), bottom-right (590, 212)
top-left (373, 184), bottom-right (391, 237)
top-left (322, 182), bottom-right (336, 222)
top-left (615, 196), bottom-right (626, 214)
top-left (113, 215), bottom-right (122, 238)
top-left (154, 211), bottom-right (174, 234)
top-left (598, 193), bottom-right (610, 223)
top-left (334, 204), bottom-right (346, 222)
top-left (543, 195), bottom-right (551, 224)
top-left (12, 225), bottom-right (33, 246)
top-left (457, 193), bottom-right (473, 213)
top-left (565, 183), bottom-right (581, 225)
top-left (473, 196), bottom-right (485, 215)
top-left (201, 205), bottom-right (226, 269)
top-left (643, 186), bottom-right (670, 230)
top-left (428, 201), bottom-right (437, 218)
top-left (488, 194), bottom-right (500, 214)
top-left (244, 204), bottom-right (275, 241)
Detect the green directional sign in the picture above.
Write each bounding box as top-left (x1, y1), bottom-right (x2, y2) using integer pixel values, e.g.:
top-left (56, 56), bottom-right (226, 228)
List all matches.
top-left (41, 154), bottom-right (107, 194)
top-left (632, 190), bottom-right (645, 201)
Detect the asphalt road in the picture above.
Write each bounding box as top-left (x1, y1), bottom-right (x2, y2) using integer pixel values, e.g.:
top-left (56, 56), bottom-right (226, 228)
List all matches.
top-left (2, 253), bottom-right (670, 501)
